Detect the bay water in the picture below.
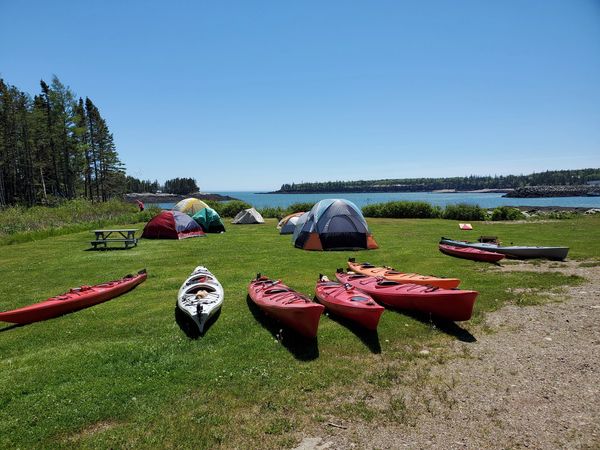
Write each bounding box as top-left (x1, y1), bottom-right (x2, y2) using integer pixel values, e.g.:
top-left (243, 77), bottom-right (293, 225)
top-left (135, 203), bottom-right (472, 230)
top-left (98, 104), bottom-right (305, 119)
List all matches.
top-left (156, 191), bottom-right (600, 210)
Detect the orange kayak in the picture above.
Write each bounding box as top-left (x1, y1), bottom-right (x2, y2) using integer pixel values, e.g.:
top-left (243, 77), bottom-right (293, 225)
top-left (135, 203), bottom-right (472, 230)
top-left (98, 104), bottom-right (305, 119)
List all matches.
top-left (347, 259), bottom-right (461, 289)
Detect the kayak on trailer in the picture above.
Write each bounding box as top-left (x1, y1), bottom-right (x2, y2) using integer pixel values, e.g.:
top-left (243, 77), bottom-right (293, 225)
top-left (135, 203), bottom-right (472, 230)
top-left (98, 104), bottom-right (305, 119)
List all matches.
top-left (248, 275), bottom-right (324, 338)
top-left (440, 237), bottom-right (569, 261)
top-left (336, 270), bottom-right (478, 321)
top-left (347, 259), bottom-right (461, 289)
top-left (177, 266), bottom-right (224, 334)
top-left (439, 243), bottom-right (505, 263)
top-left (315, 275), bottom-right (384, 330)
top-left (0, 269), bottom-right (147, 325)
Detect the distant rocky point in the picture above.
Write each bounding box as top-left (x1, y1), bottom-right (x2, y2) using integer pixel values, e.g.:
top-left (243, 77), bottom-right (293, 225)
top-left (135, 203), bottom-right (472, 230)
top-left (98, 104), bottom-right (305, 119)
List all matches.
top-left (124, 192), bottom-right (238, 203)
top-left (432, 188), bottom-right (513, 194)
top-left (504, 185), bottom-right (600, 198)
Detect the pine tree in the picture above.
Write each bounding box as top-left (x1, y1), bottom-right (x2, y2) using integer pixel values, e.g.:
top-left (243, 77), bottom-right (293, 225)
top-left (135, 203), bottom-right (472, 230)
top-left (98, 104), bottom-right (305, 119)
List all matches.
top-left (49, 76), bottom-right (78, 198)
top-left (73, 98), bottom-right (91, 198)
top-left (84, 97), bottom-right (125, 200)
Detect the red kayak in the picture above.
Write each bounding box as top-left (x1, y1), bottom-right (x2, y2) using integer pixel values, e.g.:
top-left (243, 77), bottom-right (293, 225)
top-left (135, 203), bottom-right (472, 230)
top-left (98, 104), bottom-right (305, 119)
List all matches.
top-left (439, 244), bottom-right (505, 263)
top-left (248, 275), bottom-right (324, 338)
top-left (0, 270), bottom-right (147, 324)
top-left (336, 270), bottom-right (478, 321)
top-left (315, 276), bottom-right (384, 330)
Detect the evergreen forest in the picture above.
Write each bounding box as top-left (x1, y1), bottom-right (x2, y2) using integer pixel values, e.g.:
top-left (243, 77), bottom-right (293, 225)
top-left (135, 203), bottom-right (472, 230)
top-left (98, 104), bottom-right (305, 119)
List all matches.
top-left (0, 77), bottom-right (198, 206)
top-left (278, 169), bottom-right (600, 193)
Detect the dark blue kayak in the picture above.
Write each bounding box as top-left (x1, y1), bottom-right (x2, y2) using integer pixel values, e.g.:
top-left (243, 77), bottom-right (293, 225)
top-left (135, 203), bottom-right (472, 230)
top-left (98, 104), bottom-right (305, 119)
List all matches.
top-left (440, 238), bottom-right (569, 261)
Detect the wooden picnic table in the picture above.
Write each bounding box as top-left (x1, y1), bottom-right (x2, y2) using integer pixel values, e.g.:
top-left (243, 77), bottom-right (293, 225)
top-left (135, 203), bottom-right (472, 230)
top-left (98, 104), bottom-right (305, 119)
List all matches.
top-left (91, 229), bottom-right (138, 249)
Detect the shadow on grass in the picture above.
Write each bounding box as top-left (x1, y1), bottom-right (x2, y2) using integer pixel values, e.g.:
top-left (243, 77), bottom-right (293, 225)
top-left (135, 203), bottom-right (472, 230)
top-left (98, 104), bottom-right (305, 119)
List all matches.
top-left (0, 323), bottom-right (25, 333)
top-left (246, 295), bottom-right (319, 361)
top-left (174, 305), bottom-right (221, 339)
top-left (324, 312), bottom-right (381, 354)
top-left (85, 246), bottom-right (136, 251)
top-left (387, 308), bottom-right (477, 343)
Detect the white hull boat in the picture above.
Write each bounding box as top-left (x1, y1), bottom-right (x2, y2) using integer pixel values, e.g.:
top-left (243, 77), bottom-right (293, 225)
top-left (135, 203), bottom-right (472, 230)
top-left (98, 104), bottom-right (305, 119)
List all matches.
top-left (177, 266), bottom-right (224, 333)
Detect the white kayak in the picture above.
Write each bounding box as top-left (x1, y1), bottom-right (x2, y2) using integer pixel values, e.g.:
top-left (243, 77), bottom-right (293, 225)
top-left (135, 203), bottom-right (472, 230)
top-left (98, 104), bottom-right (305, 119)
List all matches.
top-left (177, 266), bottom-right (224, 334)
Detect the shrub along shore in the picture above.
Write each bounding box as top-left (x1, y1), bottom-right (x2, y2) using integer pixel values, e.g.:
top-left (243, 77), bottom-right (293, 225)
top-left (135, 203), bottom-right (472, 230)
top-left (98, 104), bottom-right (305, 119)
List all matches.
top-left (2, 199), bottom-right (595, 245)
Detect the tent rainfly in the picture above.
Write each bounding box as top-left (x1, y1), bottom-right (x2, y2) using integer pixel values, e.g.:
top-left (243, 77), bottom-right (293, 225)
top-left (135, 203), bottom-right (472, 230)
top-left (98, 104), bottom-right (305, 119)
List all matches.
top-left (173, 198), bottom-right (210, 216)
top-left (192, 207), bottom-right (226, 233)
top-left (141, 211), bottom-right (205, 239)
top-left (231, 208), bottom-right (265, 224)
top-left (278, 212), bottom-right (305, 235)
top-left (292, 199), bottom-right (378, 251)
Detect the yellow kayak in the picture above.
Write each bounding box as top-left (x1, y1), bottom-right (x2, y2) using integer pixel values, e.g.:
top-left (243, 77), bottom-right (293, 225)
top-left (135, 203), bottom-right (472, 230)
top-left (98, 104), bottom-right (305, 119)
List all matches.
top-left (347, 259), bottom-right (461, 289)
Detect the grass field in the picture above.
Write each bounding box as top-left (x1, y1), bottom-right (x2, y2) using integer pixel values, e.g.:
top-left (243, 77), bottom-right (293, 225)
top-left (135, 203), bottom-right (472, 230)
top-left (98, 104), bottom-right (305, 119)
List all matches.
top-left (1, 216), bottom-right (599, 448)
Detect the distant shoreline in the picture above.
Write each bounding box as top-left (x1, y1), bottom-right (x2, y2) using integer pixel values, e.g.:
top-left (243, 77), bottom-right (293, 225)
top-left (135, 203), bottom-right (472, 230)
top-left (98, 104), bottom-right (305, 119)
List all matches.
top-left (260, 188), bottom-right (514, 195)
top-left (262, 186), bottom-right (600, 198)
top-left (124, 192), bottom-right (239, 203)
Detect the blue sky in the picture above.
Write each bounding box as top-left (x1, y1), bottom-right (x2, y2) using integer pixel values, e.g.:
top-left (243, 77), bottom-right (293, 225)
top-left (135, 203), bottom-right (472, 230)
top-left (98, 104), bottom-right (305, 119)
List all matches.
top-left (2, 0), bottom-right (599, 191)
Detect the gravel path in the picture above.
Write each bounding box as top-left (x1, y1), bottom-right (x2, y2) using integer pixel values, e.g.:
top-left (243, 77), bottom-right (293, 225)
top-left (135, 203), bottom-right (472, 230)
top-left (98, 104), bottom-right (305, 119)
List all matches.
top-left (296, 261), bottom-right (600, 449)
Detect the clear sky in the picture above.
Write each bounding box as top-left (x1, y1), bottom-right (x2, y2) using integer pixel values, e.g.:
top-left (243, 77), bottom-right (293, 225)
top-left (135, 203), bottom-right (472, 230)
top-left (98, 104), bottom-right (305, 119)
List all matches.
top-left (2, 0), bottom-right (599, 191)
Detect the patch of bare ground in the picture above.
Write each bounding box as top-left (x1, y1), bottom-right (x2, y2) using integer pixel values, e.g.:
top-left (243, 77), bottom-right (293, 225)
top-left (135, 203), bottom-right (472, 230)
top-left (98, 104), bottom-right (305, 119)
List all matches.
top-left (65, 420), bottom-right (118, 442)
top-left (296, 260), bottom-right (600, 449)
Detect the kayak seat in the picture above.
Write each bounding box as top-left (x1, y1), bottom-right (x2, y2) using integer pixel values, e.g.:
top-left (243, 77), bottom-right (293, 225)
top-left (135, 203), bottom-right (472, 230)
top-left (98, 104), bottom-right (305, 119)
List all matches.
top-left (265, 288), bottom-right (291, 295)
top-left (424, 286), bottom-right (440, 292)
top-left (185, 285), bottom-right (216, 295)
top-left (186, 275), bottom-right (211, 285)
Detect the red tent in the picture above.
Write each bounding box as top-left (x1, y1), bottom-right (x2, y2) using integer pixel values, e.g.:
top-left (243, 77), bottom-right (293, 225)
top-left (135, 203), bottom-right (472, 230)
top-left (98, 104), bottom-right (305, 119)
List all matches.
top-left (141, 211), bottom-right (205, 239)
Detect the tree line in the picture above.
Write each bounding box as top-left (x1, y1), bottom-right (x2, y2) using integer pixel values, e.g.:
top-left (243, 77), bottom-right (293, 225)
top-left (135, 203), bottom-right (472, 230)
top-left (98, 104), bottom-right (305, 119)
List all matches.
top-left (279, 169), bottom-right (600, 193)
top-left (125, 176), bottom-right (199, 195)
top-left (0, 76), bottom-right (125, 206)
top-left (0, 76), bottom-right (201, 206)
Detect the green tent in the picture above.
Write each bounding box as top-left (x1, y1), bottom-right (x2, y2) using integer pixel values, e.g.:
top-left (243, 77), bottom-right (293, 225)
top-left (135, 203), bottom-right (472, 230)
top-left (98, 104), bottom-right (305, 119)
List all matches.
top-left (192, 207), bottom-right (226, 233)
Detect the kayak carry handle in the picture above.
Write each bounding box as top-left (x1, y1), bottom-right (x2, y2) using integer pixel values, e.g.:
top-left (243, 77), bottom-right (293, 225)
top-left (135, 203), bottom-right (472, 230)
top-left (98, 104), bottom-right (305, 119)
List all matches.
top-left (138, 268), bottom-right (147, 275)
top-left (348, 257), bottom-right (355, 262)
top-left (336, 268), bottom-right (344, 273)
top-left (256, 273), bottom-right (261, 280)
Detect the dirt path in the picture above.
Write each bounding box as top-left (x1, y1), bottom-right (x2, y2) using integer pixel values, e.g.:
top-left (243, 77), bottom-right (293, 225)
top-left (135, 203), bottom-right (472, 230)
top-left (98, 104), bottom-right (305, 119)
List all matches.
top-left (296, 261), bottom-right (600, 449)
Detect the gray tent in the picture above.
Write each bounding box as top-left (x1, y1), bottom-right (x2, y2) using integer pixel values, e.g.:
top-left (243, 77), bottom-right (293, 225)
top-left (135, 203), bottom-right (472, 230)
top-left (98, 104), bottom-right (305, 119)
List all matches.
top-left (279, 214), bottom-right (303, 234)
top-left (231, 207), bottom-right (265, 224)
top-left (292, 199), bottom-right (378, 250)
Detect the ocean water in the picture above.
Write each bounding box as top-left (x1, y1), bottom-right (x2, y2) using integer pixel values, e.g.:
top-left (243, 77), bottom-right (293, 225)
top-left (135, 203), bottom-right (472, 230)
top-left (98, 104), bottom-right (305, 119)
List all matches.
top-left (155, 191), bottom-right (600, 210)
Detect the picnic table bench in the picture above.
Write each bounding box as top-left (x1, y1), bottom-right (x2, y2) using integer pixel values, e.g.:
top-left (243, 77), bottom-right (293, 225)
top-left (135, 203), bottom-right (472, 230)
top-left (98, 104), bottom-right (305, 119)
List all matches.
top-left (91, 229), bottom-right (138, 249)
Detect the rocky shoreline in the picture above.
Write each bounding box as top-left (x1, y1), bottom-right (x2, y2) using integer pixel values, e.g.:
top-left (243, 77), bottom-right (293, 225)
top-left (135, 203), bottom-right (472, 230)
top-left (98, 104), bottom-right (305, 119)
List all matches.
top-left (268, 186), bottom-right (600, 197)
top-left (266, 188), bottom-right (514, 194)
top-left (124, 192), bottom-right (238, 204)
top-left (504, 185), bottom-right (600, 198)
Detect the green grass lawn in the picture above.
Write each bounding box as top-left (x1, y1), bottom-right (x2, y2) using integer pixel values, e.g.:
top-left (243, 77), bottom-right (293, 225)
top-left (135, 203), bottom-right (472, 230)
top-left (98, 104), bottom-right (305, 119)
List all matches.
top-left (0, 216), bottom-right (598, 448)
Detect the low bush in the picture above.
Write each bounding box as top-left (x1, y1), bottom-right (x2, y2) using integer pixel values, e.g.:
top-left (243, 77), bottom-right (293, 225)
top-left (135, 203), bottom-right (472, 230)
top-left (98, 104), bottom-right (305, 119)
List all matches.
top-left (442, 203), bottom-right (487, 221)
top-left (490, 206), bottom-right (525, 221)
top-left (542, 211), bottom-right (579, 220)
top-left (212, 200), bottom-right (252, 218)
top-left (286, 202), bottom-right (314, 214)
top-left (362, 201), bottom-right (442, 219)
top-left (0, 199), bottom-right (161, 245)
top-left (256, 203), bottom-right (313, 219)
top-left (259, 207), bottom-right (287, 219)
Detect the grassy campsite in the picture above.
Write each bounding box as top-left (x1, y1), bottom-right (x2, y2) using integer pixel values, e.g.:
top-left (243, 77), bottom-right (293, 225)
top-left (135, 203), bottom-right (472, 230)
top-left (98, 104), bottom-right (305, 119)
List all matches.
top-left (1, 205), bottom-right (599, 448)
